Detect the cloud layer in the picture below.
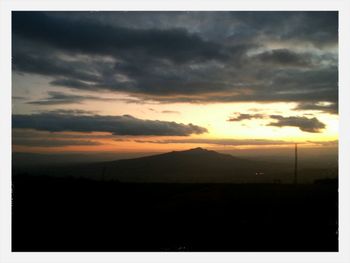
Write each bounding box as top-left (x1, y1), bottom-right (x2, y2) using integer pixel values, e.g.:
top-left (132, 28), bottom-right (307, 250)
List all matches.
top-left (294, 102), bottom-right (338, 114)
top-left (228, 113), bottom-right (326, 133)
top-left (12, 11), bottom-right (338, 106)
top-left (27, 91), bottom-right (116, 105)
top-left (268, 115), bottom-right (326, 133)
top-left (12, 113), bottom-right (207, 136)
top-left (12, 138), bottom-right (103, 147)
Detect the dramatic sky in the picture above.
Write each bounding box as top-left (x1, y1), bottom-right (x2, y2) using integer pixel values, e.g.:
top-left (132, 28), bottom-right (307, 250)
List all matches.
top-left (12, 11), bottom-right (338, 154)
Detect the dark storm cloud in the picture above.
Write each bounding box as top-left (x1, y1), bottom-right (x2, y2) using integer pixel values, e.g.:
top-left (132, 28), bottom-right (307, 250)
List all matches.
top-left (46, 11), bottom-right (337, 47)
top-left (229, 12), bottom-right (338, 47)
top-left (12, 47), bottom-right (101, 83)
top-left (268, 115), bottom-right (326, 133)
top-left (12, 11), bottom-right (226, 64)
top-left (228, 113), bottom-right (326, 133)
top-left (280, 12), bottom-right (338, 48)
top-left (28, 91), bottom-right (115, 105)
top-left (12, 138), bottom-right (103, 147)
top-left (12, 11), bottom-right (338, 106)
top-left (12, 113), bottom-right (207, 136)
top-left (253, 49), bottom-right (312, 67)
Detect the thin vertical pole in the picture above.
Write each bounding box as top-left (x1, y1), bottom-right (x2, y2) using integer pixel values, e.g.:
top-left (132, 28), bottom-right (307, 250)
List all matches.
top-left (294, 143), bottom-right (298, 185)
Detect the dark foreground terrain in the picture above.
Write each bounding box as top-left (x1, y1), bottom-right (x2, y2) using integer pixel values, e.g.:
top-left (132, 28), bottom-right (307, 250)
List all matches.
top-left (12, 175), bottom-right (338, 252)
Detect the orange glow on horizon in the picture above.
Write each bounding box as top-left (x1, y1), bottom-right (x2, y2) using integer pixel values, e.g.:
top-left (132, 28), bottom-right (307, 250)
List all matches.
top-left (12, 101), bottom-right (338, 154)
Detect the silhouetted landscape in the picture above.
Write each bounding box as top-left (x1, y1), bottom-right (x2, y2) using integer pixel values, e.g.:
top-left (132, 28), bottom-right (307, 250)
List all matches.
top-left (12, 148), bottom-right (338, 251)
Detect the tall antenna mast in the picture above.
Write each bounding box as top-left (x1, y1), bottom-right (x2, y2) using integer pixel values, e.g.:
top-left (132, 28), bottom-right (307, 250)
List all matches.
top-left (294, 143), bottom-right (298, 185)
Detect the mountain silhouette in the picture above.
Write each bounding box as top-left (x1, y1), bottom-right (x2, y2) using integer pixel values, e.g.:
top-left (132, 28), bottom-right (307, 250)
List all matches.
top-left (85, 147), bottom-right (277, 183)
top-left (14, 148), bottom-right (290, 183)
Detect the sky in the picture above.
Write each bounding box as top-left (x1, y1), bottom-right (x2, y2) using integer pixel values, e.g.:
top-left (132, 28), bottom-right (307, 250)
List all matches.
top-left (12, 11), bottom-right (338, 155)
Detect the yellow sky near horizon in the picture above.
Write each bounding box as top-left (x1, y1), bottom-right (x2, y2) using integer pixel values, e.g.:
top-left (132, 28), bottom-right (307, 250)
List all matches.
top-left (12, 99), bottom-right (338, 154)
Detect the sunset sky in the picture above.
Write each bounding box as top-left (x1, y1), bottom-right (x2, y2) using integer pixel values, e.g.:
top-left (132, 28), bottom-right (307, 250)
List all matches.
top-left (12, 11), bottom-right (338, 155)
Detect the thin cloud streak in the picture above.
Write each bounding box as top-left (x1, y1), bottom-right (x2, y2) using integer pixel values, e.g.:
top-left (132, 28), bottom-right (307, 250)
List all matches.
top-left (13, 138), bottom-right (103, 147)
top-left (27, 91), bottom-right (117, 105)
top-left (133, 138), bottom-right (295, 146)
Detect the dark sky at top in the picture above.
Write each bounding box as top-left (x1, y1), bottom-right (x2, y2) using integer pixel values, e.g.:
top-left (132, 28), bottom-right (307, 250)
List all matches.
top-left (12, 11), bottom-right (338, 110)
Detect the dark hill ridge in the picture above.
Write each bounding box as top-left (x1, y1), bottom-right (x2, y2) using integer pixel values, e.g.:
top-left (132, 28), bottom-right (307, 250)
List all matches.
top-left (13, 148), bottom-right (292, 183)
top-left (112, 147), bottom-right (246, 164)
top-left (94, 147), bottom-right (281, 183)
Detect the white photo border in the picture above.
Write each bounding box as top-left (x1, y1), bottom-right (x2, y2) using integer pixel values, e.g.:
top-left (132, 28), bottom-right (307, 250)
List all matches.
top-left (1, 0), bottom-right (349, 262)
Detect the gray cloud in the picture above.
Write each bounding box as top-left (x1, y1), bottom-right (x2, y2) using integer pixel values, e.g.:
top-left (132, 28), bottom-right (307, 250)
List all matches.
top-left (49, 79), bottom-right (94, 90)
top-left (35, 109), bottom-right (99, 115)
top-left (268, 115), bottom-right (326, 133)
top-left (228, 113), bottom-right (326, 133)
top-left (279, 12), bottom-right (338, 48)
top-left (12, 45), bottom-right (101, 83)
top-left (253, 49), bottom-right (312, 67)
top-left (147, 109), bottom-right (180, 114)
top-left (12, 113), bottom-right (207, 136)
top-left (228, 113), bottom-right (265, 121)
top-left (12, 11), bottom-right (338, 107)
top-left (44, 11), bottom-right (338, 48)
top-left (28, 91), bottom-right (115, 105)
top-left (12, 12), bottom-right (226, 64)
top-left (13, 138), bottom-right (103, 147)
top-left (294, 102), bottom-right (338, 114)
